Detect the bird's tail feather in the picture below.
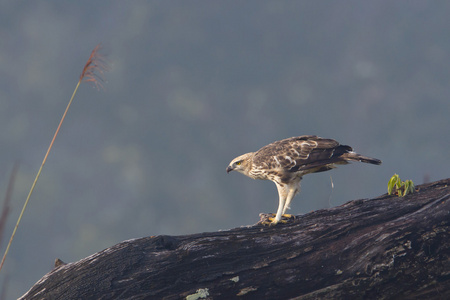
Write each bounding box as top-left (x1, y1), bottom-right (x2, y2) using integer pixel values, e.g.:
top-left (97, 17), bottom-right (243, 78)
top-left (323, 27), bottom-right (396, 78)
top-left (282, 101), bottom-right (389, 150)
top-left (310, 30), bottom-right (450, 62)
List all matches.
top-left (342, 152), bottom-right (382, 165)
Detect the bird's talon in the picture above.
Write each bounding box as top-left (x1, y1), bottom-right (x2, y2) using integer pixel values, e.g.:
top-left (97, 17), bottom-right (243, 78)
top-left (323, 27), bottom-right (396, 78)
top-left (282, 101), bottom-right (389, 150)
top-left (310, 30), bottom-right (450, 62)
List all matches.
top-left (259, 214), bottom-right (294, 226)
top-left (282, 214), bottom-right (294, 219)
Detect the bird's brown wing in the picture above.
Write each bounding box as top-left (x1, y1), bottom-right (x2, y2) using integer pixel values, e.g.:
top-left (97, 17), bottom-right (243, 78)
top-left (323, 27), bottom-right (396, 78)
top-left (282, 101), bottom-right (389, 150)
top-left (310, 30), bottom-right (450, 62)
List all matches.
top-left (253, 135), bottom-right (353, 174)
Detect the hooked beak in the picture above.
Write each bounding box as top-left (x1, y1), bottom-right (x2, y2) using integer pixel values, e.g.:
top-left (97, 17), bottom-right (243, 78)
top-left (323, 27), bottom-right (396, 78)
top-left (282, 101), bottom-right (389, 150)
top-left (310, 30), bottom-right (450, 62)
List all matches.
top-left (226, 166), bottom-right (233, 173)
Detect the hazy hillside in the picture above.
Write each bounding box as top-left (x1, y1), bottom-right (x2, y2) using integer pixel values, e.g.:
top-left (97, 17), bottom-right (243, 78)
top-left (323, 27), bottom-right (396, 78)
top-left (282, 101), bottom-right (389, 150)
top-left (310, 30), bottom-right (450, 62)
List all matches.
top-left (1, 1), bottom-right (449, 298)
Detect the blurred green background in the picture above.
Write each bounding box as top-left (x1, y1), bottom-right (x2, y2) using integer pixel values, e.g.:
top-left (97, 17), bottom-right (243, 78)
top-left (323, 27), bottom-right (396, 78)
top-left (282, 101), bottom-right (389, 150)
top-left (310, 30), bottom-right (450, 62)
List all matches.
top-left (1, 1), bottom-right (449, 298)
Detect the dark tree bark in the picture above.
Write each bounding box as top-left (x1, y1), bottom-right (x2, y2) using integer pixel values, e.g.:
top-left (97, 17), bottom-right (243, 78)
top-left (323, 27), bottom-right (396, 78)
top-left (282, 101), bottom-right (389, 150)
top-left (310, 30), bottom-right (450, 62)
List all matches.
top-left (20, 179), bottom-right (450, 300)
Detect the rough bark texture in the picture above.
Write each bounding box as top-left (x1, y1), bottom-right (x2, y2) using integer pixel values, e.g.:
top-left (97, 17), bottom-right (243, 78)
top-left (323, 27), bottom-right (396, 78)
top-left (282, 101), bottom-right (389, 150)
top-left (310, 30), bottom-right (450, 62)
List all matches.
top-left (21, 178), bottom-right (450, 300)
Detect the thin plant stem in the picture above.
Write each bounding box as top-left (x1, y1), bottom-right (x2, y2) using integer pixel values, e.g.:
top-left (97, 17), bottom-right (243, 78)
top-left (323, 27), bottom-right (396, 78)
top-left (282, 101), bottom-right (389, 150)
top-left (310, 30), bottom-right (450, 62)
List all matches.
top-left (0, 44), bottom-right (106, 272)
top-left (0, 81), bottom-right (81, 272)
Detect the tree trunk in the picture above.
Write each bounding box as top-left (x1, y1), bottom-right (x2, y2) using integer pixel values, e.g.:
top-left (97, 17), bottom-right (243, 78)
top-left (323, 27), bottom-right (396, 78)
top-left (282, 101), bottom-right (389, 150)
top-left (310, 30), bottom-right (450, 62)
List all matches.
top-left (20, 178), bottom-right (450, 299)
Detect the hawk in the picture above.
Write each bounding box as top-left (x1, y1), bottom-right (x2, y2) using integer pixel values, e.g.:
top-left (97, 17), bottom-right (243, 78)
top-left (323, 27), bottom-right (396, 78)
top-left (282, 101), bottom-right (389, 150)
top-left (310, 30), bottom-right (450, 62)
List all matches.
top-left (226, 135), bottom-right (381, 225)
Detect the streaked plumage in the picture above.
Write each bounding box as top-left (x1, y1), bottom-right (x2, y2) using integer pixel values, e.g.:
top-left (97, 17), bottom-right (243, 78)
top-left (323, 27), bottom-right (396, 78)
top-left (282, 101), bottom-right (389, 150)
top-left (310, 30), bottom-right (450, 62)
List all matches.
top-left (226, 135), bottom-right (381, 225)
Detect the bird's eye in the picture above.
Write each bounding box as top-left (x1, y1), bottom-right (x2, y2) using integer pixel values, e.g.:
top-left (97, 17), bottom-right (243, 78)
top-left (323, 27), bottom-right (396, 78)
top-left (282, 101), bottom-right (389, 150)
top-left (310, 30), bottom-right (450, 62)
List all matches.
top-left (236, 161), bottom-right (241, 166)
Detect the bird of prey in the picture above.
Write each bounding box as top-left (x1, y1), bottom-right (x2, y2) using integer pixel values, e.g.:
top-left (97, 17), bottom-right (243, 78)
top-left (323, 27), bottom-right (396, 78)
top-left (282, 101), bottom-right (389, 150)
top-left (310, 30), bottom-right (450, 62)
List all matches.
top-left (226, 135), bottom-right (381, 225)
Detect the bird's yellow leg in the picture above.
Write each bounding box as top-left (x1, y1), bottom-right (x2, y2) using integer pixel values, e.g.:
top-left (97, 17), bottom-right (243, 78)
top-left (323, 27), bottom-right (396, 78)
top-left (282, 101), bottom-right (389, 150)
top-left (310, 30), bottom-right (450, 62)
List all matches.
top-left (260, 183), bottom-right (296, 226)
top-left (272, 185), bottom-right (287, 224)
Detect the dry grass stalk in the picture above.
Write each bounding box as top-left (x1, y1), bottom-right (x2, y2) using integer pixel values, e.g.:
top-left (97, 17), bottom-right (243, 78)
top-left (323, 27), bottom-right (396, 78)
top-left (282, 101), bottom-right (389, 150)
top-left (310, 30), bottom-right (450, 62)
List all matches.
top-left (0, 44), bottom-right (107, 272)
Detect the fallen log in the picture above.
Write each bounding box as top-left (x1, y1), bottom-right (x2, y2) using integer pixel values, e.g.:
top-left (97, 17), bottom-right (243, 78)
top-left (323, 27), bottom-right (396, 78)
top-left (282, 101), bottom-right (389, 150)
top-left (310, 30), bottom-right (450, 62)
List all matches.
top-left (20, 178), bottom-right (450, 299)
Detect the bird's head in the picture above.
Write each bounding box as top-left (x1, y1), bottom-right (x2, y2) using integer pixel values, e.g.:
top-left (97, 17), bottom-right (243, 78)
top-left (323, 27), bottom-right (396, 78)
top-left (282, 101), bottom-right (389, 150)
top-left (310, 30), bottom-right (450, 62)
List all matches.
top-left (226, 152), bottom-right (254, 176)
